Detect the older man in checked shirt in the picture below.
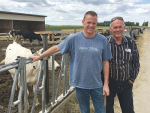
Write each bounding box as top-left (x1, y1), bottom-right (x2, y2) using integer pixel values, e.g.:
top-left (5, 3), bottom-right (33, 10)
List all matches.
top-left (106, 17), bottom-right (140, 113)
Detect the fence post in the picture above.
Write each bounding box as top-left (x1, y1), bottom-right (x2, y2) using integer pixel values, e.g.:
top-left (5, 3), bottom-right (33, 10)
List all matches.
top-left (74, 29), bottom-right (76, 34)
top-left (42, 34), bottom-right (49, 105)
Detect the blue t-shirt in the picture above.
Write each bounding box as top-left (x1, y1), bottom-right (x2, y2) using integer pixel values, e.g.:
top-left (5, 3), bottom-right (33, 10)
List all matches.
top-left (58, 32), bottom-right (112, 89)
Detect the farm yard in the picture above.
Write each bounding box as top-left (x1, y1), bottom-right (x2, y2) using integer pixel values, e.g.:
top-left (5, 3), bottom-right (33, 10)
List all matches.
top-left (0, 26), bottom-right (149, 113)
top-left (0, 8), bottom-right (149, 113)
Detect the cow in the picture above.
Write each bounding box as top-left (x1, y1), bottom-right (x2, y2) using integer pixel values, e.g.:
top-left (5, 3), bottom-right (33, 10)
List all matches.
top-left (100, 32), bottom-right (111, 38)
top-left (8, 30), bottom-right (42, 45)
top-left (49, 33), bottom-right (62, 41)
top-left (1, 42), bottom-right (60, 106)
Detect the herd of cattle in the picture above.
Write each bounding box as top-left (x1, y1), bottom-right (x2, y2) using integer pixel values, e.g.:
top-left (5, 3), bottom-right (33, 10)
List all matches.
top-left (7, 27), bottom-right (145, 45)
top-left (0, 27), bottom-right (145, 107)
top-left (123, 27), bottom-right (145, 39)
top-left (97, 27), bottom-right (145, 39)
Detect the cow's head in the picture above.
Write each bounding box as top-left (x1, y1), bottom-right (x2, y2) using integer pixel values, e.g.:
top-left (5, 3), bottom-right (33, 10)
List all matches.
top-left (8, 30), bottom-right (17, 39)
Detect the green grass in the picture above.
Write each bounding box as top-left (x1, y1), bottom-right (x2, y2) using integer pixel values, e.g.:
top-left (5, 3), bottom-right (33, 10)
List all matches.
top-left (45, 25), bottom-right (110, 31)
top-left (45, 25), bottom-right (84, 31)
top-left (45, 25), bottom-right (146, 31)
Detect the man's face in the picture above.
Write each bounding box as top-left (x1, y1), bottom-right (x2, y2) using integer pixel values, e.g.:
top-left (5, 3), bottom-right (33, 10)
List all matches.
top-left (110, 19), bottom-right (126, 39)
top-left (82, 15), bottom-right (97, 36)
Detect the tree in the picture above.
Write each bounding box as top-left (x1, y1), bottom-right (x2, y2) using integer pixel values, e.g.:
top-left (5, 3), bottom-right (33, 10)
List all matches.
top-left (124, 21), bottom-right (138, 26)
top-left (97, 21), bottom-right (140, 26)
top-left (97, 21), bottom-right (111, 26)
top-left (142, 21), bottom-right (148, 26)
top-left (135, 22), bottom-right (139, 26)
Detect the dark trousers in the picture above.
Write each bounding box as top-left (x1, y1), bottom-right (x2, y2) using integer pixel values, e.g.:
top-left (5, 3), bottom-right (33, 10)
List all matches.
top-left (106, 79), bottom-right (134, 113)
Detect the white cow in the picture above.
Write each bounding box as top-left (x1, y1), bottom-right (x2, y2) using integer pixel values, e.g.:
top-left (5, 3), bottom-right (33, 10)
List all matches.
top-left (2, 42), bottom-right (60, 106)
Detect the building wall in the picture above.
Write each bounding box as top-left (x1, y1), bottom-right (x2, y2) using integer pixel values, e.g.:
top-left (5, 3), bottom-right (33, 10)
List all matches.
top-left (148, 23), bottom-right (150, 27)
top-left (13, 20), bottom-right (45, 31)
top-left (0, 13), bottom-right (45, 21)
top-left (0, 20), bottom-right (12, 33)
top-left (0, 20), bottom-right (45, 33)
top-left (0, 12), bottom-right (46, 33)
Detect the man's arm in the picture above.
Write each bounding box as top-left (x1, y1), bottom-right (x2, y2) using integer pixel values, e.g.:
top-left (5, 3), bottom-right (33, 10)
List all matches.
top-left (129, 41), bottom-right (140, 83)
top-left (29, 45), bottom-right (59, 63)
top-left (103, 60), bottom-right (109, 96)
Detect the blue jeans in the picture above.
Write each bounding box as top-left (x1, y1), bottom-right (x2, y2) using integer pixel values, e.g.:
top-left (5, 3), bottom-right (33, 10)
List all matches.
top-left (75, 87), bottom-right (106, 113)
top-left (106, 79), bottom-right (134, 113)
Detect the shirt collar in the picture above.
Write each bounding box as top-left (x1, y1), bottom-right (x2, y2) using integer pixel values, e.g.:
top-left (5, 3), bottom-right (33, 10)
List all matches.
top-left (109, 35), bottom-right (128, 44)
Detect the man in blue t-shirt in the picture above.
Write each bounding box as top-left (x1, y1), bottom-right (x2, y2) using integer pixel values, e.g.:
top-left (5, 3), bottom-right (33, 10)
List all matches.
top-left (29, 11), bottom-right (112, 113)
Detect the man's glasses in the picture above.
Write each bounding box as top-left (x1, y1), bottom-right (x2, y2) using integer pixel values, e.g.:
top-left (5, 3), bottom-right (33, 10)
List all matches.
top-left (111, 17), bottom-right (124, 23)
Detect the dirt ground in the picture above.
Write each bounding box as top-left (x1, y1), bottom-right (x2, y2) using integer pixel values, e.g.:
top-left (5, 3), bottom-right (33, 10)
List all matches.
top-left (132, 28), bottom-right (150, 113)
top-left (61, 28), bottom-right (150, 113)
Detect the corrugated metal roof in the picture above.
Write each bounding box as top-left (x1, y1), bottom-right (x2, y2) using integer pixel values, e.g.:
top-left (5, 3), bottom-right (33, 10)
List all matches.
top-left (0, 11), bottom-right (47, 17)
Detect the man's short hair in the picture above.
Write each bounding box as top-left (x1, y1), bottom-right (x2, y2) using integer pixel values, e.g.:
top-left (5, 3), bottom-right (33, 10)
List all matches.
top-left (83, 11), bottom-right (97, 20)
top-left (110, 16), bottom-right (125, 27)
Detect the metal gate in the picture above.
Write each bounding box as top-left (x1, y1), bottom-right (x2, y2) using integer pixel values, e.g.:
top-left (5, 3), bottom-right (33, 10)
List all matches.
top-left (0, 35), bottom-right (74, 113)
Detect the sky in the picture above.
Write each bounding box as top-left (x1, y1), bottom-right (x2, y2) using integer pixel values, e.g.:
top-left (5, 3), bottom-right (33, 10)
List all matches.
top-left (0, 0), bottom-right (150, 26)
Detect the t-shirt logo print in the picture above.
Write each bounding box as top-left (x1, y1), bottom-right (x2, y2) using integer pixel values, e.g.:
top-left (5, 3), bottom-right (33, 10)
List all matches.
top-left (79, 47), bottom-right (98, 51)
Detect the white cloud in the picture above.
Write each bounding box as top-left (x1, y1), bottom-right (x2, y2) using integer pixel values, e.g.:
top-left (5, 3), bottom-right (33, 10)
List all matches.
top-left (0, 0), bottom-right (150, 25)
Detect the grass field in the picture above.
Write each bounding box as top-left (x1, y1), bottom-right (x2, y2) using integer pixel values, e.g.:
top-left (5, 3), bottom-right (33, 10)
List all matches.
top-left (45, 25), bottom-right (84, 31)
top-left (45, 25), bottom-right (109, 31)
top-left (45, 25), bottom-right (146, 31)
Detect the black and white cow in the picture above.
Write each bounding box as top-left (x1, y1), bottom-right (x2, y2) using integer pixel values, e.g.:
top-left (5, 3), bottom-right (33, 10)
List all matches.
top-left (49, 33), bottom-right (62, 41)
top-left (9, 30), bottom-right (42, 44)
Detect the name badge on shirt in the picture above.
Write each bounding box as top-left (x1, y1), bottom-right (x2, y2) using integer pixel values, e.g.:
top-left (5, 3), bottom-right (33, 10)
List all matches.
top-left (125, 48), bottom-right (131, 52)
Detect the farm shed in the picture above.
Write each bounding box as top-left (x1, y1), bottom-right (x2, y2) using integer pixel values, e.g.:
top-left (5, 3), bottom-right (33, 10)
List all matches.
top-left (0, 11), bottom-right (47, 33)
top-left (148, 23), bottom-right (150, 27)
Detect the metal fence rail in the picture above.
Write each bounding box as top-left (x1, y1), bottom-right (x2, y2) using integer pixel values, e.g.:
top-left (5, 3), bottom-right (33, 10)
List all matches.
top-left (0, 52), bottom-right (74, 113)
top-left (0, 57), bottom-right (32, 113)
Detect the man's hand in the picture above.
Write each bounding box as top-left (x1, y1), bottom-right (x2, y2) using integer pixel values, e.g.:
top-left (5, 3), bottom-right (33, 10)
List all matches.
top-left (29, 56), bottom-right (41, 63)
top-left (103, 84), bottom-right (109, 96)
top-left (103, 84), bottom-right (109, 107)
top-left (129, 80), bottom-right (133, 84)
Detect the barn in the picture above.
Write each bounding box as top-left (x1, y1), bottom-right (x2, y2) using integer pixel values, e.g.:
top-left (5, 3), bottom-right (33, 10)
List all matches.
top-left (0, 11), bottom-right (47, 33)
top-left (148, 22), bottom-right (150, 27)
